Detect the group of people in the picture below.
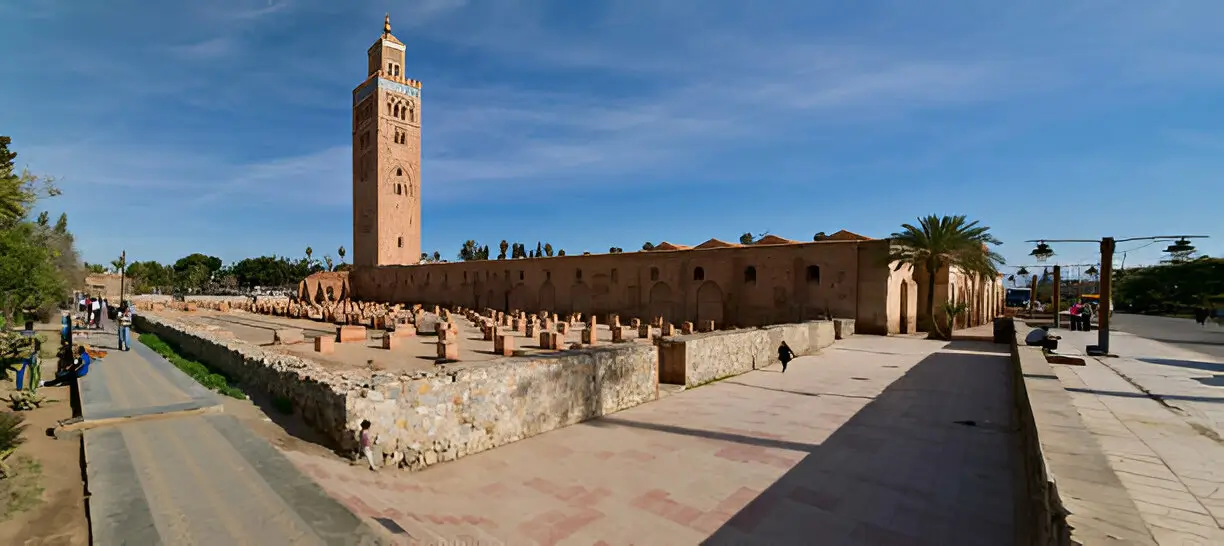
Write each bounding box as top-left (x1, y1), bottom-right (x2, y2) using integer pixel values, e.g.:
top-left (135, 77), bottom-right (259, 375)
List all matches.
top-left (77, 294), bottom-right (109, 329)
top-left (42, 297), bottom-right (137, 390)
top-left (1067, 300), bottom-right (1095, 331)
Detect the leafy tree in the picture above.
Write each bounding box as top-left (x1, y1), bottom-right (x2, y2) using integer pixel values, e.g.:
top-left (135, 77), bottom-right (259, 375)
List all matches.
top-left (84, 263), bottom-right (106, 274)
top-left (558, 249), bottom-right (566, 256)
top-left (544, 243), bottom-right (554, 257)
top-left (458, 240), bottom-right (480, 261)
top-left (888, 215), bottom-right (1004, 339)
top-left (110, 258), bottom-right (125, 273)
top-left (609, 247), bottom-right (623, 253)
top-left (35, 211), bottom-right (48, 227)
top-left (813, 232), bottom-right (828, 241)
top-left (338, 245), bottom-right (346, 264)
top-left (535, 241), bottom-right (543, 257)
top-left (0, 222), bottom-right (64, 324)
top-left (432, 250), bottom-right (441, 262)
top-left (642, 242), bottom-right (655, 251)
top-left (305, 246), bottom-right (313, 264)
top-left (1115, 257), bottom-right (1224, 314)
top-left (511, 243), bottom-right (527, 259)
top-left (498, 240), bottom-right (508, 260)
top-left (324, 255), bottom-right (334, 271)
top-left (739, 232), bottom-right (754, 245)
top-left (420, 252), bottom-right (429, 262)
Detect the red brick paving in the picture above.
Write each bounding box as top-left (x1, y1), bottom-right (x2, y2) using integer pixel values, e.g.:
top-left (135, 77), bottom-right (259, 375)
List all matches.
top-left (282, 336), bottom-right (1018, 545)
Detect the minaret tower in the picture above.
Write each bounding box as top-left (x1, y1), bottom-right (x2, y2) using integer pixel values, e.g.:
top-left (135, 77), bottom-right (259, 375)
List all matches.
top-left (352, 14), bottom-right (422, 266)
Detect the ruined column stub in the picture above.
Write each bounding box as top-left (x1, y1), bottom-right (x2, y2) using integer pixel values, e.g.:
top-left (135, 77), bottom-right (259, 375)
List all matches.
top-left (581, 327), bottom-right (597, 345)
top-left (540, 331), bottom-right (557, 350)
top-left (661, 323), bottom-right (675, 337)
top-left (630, 318), bottom-right (641, 328)
top-left (558, 322), bottom-right (570, 335)
top-left (382, 335), bottom-right (400, 350)
top-left (496, 334), bottom-right (514, 356)
top-left (525, 322), bottom-right (536, 337)
top-left (437, 339), bottom-right (458, 360)
top-left (700, 320), bottom-right (715, 332)
top-left (681, 321), bottom-right (694, 335)
top-left (337, 325), bottom-right (367, 343)
top-left (638, 323), bottom-right (651, 338)
top-left (611, 326), bottom-right (627, 343)
top-left (315, 336), bottom-right (335, 354)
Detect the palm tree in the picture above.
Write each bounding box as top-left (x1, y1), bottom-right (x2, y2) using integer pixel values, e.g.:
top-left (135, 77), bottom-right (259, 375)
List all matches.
top-left (305, 246), bottom-right (313, 264)
top-left (888, 215), bottom-right (1004, 339)
top-left (338, 245), bottom-right (346, 264)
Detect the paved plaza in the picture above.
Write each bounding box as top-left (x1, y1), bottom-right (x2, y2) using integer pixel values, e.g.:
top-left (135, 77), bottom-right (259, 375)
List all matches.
top-left (1050, 328), bottom-right (1224, 545)
top-left (287, 336), bottom-right (1020, 545)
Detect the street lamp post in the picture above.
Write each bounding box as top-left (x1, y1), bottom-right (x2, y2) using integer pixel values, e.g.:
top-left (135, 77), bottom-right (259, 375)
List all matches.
top-left (1027, 235), bottom-right (1208, 356)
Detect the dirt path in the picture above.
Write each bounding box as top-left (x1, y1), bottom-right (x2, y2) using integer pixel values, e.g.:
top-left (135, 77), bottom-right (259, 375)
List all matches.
top-left (0, 327), bottom-right (89, 546)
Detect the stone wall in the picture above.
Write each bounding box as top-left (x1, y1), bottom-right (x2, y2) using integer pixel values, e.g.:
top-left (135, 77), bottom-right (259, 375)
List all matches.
top-left (133, 313), bottom-right (355, 447)
top-left (132, 311), bottom-right (659, 471)
top-left (1007, 320), bottom-right (1155, 545)
top-left (350, 343), bottom-right (658, 470)
top-left (658, 321), bottom-right (836, 387)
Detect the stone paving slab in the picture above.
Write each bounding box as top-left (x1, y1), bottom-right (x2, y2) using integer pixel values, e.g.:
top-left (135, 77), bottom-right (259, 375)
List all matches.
top-left (1050, 330), bottom-right (1224, 545)
top-left (78, 329), bottom-right (387, 545)
top-left (286, 336), bottom-right (1020, 545)
top-left (80, 331), bottom-right (218, 421)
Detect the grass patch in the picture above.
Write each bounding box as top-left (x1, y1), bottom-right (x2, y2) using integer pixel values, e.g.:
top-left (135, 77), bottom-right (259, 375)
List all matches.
top-left (0, 455), bottom-right (43, 521)
top-left (137, 333), bottom-right (244, 399)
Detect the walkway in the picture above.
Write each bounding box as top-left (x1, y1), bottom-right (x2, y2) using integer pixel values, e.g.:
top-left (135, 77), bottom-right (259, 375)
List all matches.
top-left (288, 336), bottom-right (1021, 545)
top-left (1049, 329), bottom-right (1224, 545)
top-left (76, 328), bottom-right (384, 545)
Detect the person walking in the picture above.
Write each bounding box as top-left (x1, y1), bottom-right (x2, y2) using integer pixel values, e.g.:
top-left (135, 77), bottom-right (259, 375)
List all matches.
top-left (118, 304), bottom-right (133, 351)
top-left (90, 297), bottom-right (101, 329)
top-left (359, 420), bottom-right (378, 471)
top-left (778, 341), bottom-right (796, 373)
top-left (1068, 302), bottom-right (1083, 331)
top-left (1195, 307), bottom-right (1210, 327)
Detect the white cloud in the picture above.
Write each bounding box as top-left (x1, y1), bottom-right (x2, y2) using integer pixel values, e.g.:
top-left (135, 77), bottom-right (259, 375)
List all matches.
top-left (170, 36), bottom-right (239, 61)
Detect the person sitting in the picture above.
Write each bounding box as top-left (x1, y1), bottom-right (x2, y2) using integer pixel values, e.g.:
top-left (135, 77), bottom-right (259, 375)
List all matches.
top-left (1024, 326), bottom-right (1060, 351)
top-left (41, 345), bottom-right (91, 388)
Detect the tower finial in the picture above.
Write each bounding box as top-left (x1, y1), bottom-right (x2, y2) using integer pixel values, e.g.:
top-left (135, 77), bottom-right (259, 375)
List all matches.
top-left (384, 13), bottom-right (391, 34)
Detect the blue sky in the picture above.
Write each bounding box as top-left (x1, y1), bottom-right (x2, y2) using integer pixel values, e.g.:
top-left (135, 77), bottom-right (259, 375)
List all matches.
top-left (2, 0), bottom-right (1222, 273)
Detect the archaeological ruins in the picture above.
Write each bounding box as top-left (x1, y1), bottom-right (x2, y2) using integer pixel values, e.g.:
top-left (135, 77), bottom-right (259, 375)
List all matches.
top-left (126, 16), bottom-right (1007, 472)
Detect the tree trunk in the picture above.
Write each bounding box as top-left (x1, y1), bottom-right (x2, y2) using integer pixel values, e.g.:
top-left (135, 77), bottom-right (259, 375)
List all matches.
top-left (924, 262), bottom-right (948, 340)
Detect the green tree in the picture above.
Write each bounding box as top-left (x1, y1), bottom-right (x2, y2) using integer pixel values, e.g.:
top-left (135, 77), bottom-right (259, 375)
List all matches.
top-left (498, 240), bottom-right (509, 260)
top-left (535, 241), bottom-right (543, 257)
top-left (558, 249), bottom-right (566, 256)
top-left (544, 243), bottom-right (554, 257)
top-left (458, 240), bottom-right (480, 261)
top-left (305, 246), bottom-right (313, 264)
top-left (338, 245), bottom-right (346, 264)
top-left (888, 215), bottom-right (1004, 339)
top-left (84, 263), bottom-right (106, 274)
top-left (0, 223), bottom-right (64, 324)
top-left (739, 232), bottom-right (754, 245)
top-left (642, 242), bottom-right (655, 251)
top-left (479, 245), bottom-right (490, 260)
top-left (432, 250), bottom-right (441, 262)
top-left (609, 247), bottom-right (623, 253)
top-left (324, 255), bottom-right (334, 272)
top-left (813, 232), bottom-right (828, 241)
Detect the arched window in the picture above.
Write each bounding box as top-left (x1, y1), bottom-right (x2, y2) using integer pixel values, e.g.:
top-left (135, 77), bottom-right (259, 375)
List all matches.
top-left (409, 107), bottom-right (415, 123)
top-left (396, 167), bottom-right (403, 176)
top-left (576, 269), bottom-right (583, 281)
top-left (397, 236), bottom-right (403, 248)
top-left (393, 104), bottom-right (400, 118)
top-left (650, 267), bottom-right (659, 281)
top-left (744, 266), bottom-right (757, 284)
top-left (693, 267), bottom-right (705, 281)
top-left (806, 265), bottom-right (821, 283)
top-left (387, 62), bottom-right (393, 74)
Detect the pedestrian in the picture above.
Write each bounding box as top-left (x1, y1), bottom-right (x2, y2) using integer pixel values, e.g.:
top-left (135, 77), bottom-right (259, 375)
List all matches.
top-left (99, 298), bottom-right (109, 330)
top-left (359, 420), bottom-right (378, 471)
top-left (118, 304), bottom-right (133, 351)
top-left (1195, 307), bottom-right (1209, 327)
top-left (1068, 302), bottom-right (1082, 331)
top-left (778, 340), bottom-right (796, 373)
top-left (90, 297), bottom-right (101, 328)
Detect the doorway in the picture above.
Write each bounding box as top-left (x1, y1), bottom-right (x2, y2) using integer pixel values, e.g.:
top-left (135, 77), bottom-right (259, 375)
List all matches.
top-left (900, 281), bottom-right (910, 334)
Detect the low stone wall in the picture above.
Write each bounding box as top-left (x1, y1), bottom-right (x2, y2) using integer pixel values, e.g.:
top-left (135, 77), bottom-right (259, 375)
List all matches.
top-left (132, 313), bottom-right (357, 447)
top-left (1008, 320), bottom-right (1155, 545)
top-left (351, 344), bottom-right (658, 470)
top-left (133, 312), bottom-right (659, 471)
top-left (659, 321), bottom-right (837, 387)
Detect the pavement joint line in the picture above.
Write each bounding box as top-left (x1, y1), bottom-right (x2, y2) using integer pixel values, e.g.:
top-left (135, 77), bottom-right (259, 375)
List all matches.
top-left (57, 402), bottom-right (225, 433)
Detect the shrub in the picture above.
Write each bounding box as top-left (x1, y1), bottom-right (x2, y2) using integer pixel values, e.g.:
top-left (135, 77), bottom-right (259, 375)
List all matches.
top-left (0, 412), bottom-right (27, 453)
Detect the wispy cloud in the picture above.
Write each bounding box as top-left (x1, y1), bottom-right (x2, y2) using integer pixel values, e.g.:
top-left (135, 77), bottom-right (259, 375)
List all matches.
top-left (170, 36), bottom-right (239, 60)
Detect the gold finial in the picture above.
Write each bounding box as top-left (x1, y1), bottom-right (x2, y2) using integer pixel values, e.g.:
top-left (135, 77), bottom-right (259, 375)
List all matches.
top-left (384, 13), bottom-right (391, 34)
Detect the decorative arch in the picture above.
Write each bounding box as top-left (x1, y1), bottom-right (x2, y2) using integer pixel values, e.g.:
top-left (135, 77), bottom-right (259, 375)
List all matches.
top-left (648, 282), bottom-right (674, 324)
top-left (696, 281), bottom-right (724, 325)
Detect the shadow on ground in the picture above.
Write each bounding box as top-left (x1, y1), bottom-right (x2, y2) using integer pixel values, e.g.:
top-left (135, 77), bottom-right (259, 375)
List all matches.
top-left (591, 349), bottom-right (1021, 545)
